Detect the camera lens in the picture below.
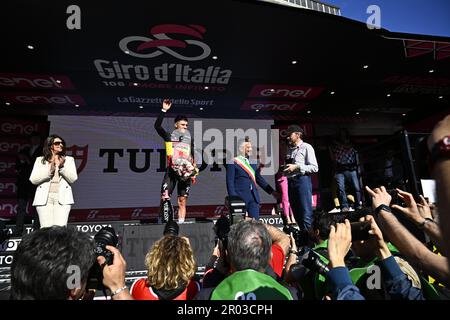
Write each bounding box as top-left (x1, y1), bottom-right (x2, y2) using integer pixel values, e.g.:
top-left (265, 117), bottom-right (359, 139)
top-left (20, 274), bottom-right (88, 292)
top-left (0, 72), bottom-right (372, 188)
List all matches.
top-left (87, 227), bottom-right (118, 290)
top-left (93, 227), bottom-right (118, 265)
top-left (163, 220), bottom-right (179, 236)
top-left (302, 249), bottom-right (330, 276)
top-left (94, 227), bottom-right (118, 247)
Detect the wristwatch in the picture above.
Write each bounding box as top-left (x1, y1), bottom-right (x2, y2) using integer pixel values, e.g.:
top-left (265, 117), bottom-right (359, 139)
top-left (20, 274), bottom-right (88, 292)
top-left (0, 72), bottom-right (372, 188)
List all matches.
top-left (430, 135), bottom-right (450, 166)
top-left (111, 285), bottom-right (128, 298)
top-left (374, 204), bottom-right (391, 217)
top-left (418, 217), bottom-right (435, 229)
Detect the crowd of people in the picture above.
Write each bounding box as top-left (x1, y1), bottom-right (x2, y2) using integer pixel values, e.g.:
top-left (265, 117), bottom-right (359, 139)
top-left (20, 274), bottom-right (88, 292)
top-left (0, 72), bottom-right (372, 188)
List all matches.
top-left (5, 113), bottom-right (449, 300)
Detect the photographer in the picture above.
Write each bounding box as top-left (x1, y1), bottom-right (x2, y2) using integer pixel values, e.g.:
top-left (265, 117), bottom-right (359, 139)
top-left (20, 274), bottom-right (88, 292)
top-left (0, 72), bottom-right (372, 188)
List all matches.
top-left (283, 125), bottom-right (318, 230)
top-left (199, 220), bottom-right (294, 300)
top-left (202, 217), bottom-right (231, 288)
top-left (287, 211), bottom-right (426, 299)
top-left (266, 223), bottom-right (290, 277)
top-left (365, 185), bottom-right (450, 287)
top-left (97, 245), bottom-right (133, 300)
top-left (283, 211), bottom-right (344, 298)
top-left (130, 235), bottom-right (199, 300)
top-left (11, 226), bottom-right (131, 300)
top-left (202, 218), bottom-right (290, 289)
top-left (284, 233), bottom-right (299, 284)
top-left (350, 215), bottom-right (425, 300)
top-left (392, 188), bottom-right (444, 254)
top-left (283, 218), bottom-right (364, 300)
top-left (326, 220), bottom-right (365, 300)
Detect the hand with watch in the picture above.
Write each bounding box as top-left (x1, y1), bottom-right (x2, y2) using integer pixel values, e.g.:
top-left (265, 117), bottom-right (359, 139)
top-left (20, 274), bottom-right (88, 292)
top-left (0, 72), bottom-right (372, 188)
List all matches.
top-left (391, 189), bottom-right (436, 229)
top-left (288, 233), bottom-right (298, 256)
top-left (365, 185), bottom-right (392, 214)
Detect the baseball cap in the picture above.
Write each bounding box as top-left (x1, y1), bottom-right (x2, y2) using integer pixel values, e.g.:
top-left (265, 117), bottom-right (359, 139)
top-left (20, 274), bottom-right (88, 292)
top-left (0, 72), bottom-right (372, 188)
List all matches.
top-left (286, 125), bottom-right (304, 136)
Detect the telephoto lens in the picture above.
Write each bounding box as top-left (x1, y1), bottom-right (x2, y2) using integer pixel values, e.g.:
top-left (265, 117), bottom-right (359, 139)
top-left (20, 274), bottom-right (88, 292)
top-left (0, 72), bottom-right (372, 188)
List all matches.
top-left (163, 220), bottom-right (180, 236)
top-left (93, 226), bottom-right (119, 265)
top-left (302, 249), bottom-right (330, 276)
top-left (87, 227), bottom-right (119, 290)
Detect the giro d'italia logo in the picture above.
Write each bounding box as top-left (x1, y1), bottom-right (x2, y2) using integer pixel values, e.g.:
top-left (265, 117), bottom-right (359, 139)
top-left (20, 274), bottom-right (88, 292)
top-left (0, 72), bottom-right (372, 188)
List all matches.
top-left (119, 24), bottom-right (211, 61)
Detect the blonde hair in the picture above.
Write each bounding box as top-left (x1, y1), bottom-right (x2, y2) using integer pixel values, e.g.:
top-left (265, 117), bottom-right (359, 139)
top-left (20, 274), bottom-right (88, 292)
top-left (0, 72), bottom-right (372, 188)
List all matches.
top-left (145, 235), bottom-right (196, 290)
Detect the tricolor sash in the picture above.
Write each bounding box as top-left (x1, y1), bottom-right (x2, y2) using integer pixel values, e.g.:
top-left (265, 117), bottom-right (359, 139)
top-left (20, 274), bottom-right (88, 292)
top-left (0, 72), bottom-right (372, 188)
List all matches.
top-left (234, 156), bottom-right (256, 184)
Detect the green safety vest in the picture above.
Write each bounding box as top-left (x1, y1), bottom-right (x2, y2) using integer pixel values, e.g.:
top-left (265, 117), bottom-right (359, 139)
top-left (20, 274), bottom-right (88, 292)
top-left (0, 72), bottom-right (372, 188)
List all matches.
top-left (309, 241), bottom-right (441, 300)
top-left (211, 269), bottom-right (293, 300)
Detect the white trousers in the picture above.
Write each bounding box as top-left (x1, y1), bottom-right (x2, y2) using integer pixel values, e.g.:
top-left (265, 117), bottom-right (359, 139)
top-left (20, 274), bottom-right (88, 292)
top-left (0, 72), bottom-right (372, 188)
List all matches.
top-left (35, 192), bottom-right (71, 228)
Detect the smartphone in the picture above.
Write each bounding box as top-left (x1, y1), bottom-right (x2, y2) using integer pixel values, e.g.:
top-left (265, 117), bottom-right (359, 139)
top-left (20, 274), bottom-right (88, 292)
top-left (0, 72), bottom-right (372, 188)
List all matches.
top-left (387, 189), bottom-right (406, 207)
top-left (350, 221), bottom-right (371, 241)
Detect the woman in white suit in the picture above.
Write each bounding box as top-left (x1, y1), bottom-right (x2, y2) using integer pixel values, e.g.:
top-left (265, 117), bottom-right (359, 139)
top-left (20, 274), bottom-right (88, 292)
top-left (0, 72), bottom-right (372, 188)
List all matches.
top-left (29, 135), bottom-right (78, 228)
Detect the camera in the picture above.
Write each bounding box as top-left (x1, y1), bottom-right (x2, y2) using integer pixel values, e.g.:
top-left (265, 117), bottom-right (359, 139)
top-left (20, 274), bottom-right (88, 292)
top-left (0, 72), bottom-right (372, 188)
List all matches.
top-left (225, 195), bottom-right (246, 225)
top-left (350, 221), bottom-right (372, 241)
top-left (214, 216), bottom-right (231, 241)
top-left (93, 226), bottom-right (118, 264)
top-left (163, 220), bottom-right (179, 236)
top-left (276, 203), bottom-right (311, 247)
top-left (285, 156), bottom-right (294, 165)
top-left (302, 248), bottom-right (330, 276)
top-left (213, 215), bottom-right (231, 249)
top-left (213, 196), bottom-right (246, 250)
top-left (87, 226), bottom-right (119, 290)
top-left (283, 223), bottom-right (310, 248)
top-left (281, 157), bottom-right (294, 171)
top-left (387, 189), bottom-right (406, 207)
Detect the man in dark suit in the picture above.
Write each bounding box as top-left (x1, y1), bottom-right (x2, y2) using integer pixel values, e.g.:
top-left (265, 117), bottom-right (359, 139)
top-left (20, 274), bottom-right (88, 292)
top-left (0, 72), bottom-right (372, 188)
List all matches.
top-left (226, 137), bottom-right (279, 220)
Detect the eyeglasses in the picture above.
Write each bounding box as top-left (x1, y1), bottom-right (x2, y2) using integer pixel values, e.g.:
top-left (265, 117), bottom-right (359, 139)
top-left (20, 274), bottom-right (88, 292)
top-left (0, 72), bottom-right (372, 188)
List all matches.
top-left (52, 141), bottom-right (64, 146)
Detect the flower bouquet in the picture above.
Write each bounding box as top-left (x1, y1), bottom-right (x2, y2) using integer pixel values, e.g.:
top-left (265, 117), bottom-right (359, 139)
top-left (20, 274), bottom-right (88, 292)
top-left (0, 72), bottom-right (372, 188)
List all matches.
top-left (172, 158), bottom-right (199, 181)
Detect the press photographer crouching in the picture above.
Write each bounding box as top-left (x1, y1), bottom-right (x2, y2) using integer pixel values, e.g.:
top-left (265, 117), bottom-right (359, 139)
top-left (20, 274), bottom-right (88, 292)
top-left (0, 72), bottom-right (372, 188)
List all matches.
top-left (201, 196), bottom-right (246, 289)
top-left (10, 226), bottom-right (132, 300)
top-left (198, 220), bottom-right (296, 300)
top-left (283, 210), bottom-right (342, 299)
top-left (198, 215), bottom-right (298, 299)
top-left (207, 213), bottom-right (291, 282)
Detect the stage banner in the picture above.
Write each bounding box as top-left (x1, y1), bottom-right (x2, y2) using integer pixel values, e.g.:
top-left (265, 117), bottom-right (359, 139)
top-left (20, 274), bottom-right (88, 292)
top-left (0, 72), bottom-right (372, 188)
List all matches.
top-left (48, 116), bottom-right (276, 216)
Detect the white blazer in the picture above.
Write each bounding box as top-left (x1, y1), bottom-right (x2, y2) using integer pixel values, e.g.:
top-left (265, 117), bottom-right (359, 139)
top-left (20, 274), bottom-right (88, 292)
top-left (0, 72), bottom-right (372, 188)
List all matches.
top-left (29, 156), bottom-right (78, 206)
